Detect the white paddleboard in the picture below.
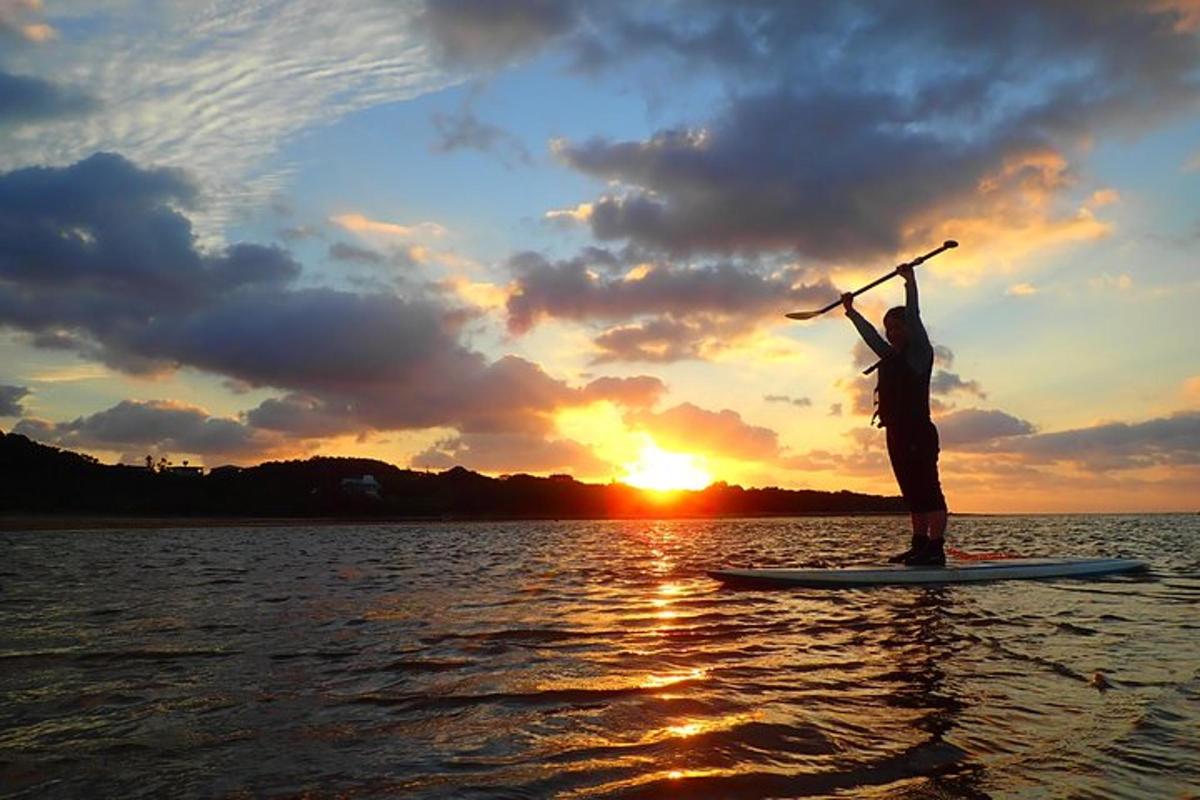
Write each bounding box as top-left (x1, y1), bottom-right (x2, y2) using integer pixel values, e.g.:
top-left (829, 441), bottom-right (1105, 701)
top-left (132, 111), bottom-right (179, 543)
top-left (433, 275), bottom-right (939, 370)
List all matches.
top-left (708, 557), bottom-right (1146, 587)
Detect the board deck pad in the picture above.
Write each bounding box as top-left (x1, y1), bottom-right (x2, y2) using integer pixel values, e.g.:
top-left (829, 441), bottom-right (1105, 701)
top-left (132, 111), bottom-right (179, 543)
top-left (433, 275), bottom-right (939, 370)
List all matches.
top-left (708, 557), bottom-right (1146, 587)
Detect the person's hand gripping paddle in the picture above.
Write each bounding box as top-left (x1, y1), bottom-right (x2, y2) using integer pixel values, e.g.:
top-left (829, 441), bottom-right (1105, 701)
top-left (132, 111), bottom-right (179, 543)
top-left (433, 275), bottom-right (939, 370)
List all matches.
top-left (785, 240), bottom-right (959, 321)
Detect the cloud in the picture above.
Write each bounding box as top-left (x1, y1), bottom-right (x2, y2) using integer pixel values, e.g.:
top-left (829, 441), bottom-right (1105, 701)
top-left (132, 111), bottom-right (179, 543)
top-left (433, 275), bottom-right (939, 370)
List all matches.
top-left (579, 374), bottom-right (665, 408)
top-left (330, 213), bottom-right (447, 240)
top-left (0, 383), bottom-right (28, 416)
top-left (417, 0), bottom-right (579, 68)
top-left (412, 431), bottom-right (612, 476)
top-left (591, 317), bottom-right (712, 363)
top-left (278, 225), bottom-right (322, 243)
top-left (431, 99), bottom-right (531, 166)
top-left (0, 1), bottom-right (453, 233)
top-left (764, 394), bottom-right (811, 407)
top-left (976, 411), bottom-right (1200, 472)
top-left (540, 2), bottom-right (1199, 261)
top-left (1089, 273), bottom-right (1134, 291)
top-left (554, 96), bottom-right (1086, 261)
top-left (0, 153), bottom-right (667, 457)
top-left (1087, 188), bottom-right (1121, 208)
top-left (1184, 376), bottom-right (1200, 407)
top-left (626, 402), bottom-right (780, 461)
top-left (1007, 282), bottom-right (1038, 296)
top-left (328, 241), bottom-right (386, 265)
top-left (936, 407), bottom-right (1037, 447)
top-left (504, 248), bottom-right (836, 361)
top-left (931, 370), bottom-right (986, 400)
top-left (0, 153), bottom-right (299, 375)
top-left (0, 71), bottom-right (95, 125)
top-left (243, 393), bottom-right (360, 438)
top-left (543, 202), bottom-right (594, 227)
top-left (781, 426), bottom-right (890, 476)
top-left (14, 399), bottom-right (288, 462)
top-left (0, 0), bottom-right (55, 42)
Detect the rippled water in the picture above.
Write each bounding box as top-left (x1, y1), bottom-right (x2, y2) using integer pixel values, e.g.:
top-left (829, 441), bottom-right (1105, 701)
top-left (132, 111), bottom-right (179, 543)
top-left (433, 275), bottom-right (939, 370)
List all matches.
top-left (2, 515), bottom-right (1198, 798)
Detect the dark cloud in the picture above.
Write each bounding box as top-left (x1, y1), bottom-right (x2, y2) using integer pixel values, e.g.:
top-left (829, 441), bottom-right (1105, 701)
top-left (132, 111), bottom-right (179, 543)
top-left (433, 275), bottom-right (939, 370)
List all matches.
top-left (431, 104), bottom-right (531, 166)
top-left (328, 241), bottom-right (385, 264)
top-left (0, 153), bottom-right (667, 452)
top-left (278, 225), bottom-right (321, 242)
top-left (592, 317), bottom-right (708, 363)
top-left (931, 370), bottom-right (986, 399)
top-left (412, 431), bottom-right (612, 475)
top-left (244, 393), bottom-right (358, 438)
top-left (14, 399), bottom-right (286, 461)
top-left (764, 394), bottom-right (811, 407)
top-left (555, 90), bottom-right (1018, 259)
top-left (0, 71), bottom-right (95, 124)
top-left (977, 411), bottom-right (1200, 472)
top-left (540, 2), bottom-right (1200, 260)
top-left (0, 383), bottom-right (28, 416)
top-left (0, 152), bottom-right (299, 366)
top-left (936, 407), bottom-right (1037, 447)
top-left (627, 402), bottom-right (780, 461)
top-left (418, 0), bottom-right (579, 67)
top-left (505, 249), bottom-right (834, 361)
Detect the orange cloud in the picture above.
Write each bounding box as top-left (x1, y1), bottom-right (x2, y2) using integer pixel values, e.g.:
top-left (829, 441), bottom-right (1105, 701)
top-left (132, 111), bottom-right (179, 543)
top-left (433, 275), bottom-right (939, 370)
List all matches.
top-left (1183, 376), bottom-right (1200, 407)
top-left (1086, 188), bottom-right (1120, 208)
top-left (1150, 0), bottom-right (1200, 32)
top-left (0, 0), bottom-right (56, 42)
top-left (910, 150), bottom-right (1113, 282)
top-left (330, 213), bottom-right (446, 239)
top-left (626, 402), bottom-right (780, 462)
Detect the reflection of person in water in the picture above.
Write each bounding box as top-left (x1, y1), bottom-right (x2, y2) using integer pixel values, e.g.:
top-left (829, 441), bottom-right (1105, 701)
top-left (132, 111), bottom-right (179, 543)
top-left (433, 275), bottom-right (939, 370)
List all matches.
top-left (842, 261), bottom-right (948, 566)
top-left (880, 589), bottom-right (984, 797)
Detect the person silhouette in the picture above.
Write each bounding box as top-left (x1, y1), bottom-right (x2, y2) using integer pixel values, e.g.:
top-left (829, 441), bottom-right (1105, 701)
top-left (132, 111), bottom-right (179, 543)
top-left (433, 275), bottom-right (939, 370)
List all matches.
top-left (842, 261), bottom-right (948, 566)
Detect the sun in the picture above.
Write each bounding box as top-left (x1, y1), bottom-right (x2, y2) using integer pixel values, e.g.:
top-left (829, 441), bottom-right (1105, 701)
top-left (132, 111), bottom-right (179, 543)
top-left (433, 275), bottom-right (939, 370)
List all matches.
top-left (621, 437), bottom-right (712, 492)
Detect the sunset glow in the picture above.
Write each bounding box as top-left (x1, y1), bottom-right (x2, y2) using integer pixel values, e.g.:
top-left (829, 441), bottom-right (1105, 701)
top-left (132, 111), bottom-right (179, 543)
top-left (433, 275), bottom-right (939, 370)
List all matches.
top-left (621, 438), bottom-right (713, 492)
top-left (0, 2), bottom-right (1197, 511)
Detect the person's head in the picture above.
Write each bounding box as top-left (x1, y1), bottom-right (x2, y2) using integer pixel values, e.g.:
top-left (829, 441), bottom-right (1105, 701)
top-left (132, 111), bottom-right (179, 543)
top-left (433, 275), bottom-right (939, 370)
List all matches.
top-left (883, 306), bottom-right (908, 349)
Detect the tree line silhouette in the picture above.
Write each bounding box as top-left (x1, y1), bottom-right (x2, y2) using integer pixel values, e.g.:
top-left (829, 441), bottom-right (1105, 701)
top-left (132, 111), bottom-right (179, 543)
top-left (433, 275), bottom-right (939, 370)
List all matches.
top-left (0, 431), bottom-right (906, 519)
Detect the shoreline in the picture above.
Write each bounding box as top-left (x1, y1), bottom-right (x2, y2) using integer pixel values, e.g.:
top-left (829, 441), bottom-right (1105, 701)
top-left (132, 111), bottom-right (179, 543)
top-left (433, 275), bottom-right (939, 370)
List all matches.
top-left (2, 510), bottom-right (1184, 532)
top-left (0, 511), bottom-right (917, 532)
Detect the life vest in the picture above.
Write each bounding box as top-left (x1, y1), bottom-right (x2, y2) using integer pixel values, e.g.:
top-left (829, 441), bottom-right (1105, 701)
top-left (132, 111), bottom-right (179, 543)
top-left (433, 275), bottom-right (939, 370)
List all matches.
top-left (866, 351), bottom-right (931, 428)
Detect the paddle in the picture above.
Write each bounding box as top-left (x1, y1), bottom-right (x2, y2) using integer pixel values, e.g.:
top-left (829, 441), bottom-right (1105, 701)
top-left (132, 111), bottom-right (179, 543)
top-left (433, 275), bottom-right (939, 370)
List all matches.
top-left (785, 240), bottom-right (959, 321)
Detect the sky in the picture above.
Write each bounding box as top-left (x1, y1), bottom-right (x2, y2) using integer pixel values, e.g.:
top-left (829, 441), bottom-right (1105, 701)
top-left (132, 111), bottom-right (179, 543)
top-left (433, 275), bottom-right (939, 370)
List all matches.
top-left (1, 0), bottom-right (1198, 512)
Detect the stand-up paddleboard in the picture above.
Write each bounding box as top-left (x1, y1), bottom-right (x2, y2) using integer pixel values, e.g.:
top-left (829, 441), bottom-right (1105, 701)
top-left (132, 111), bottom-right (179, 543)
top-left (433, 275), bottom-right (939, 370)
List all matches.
top-left (708, 558), bottom-right (1146, 588)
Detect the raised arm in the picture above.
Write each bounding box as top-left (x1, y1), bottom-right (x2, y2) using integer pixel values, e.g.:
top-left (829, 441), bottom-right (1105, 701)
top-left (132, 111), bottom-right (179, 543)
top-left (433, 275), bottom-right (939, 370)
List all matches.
top-left (842, 293), bottom-right (891, 358)
top-left (902, 263), bottom-right (920, 321)
top-left (898, 265), bottom-right (933, 369)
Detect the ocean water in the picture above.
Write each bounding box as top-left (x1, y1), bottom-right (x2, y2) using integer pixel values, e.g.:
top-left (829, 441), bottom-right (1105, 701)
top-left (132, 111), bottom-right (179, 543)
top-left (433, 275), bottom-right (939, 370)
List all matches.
top-left (1, 515), bottom-right (1197, 799)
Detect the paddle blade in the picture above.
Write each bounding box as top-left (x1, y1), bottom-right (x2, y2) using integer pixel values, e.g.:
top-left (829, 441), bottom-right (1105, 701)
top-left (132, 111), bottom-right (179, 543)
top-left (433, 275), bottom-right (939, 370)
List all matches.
top-left (785, 310), bottom-right (821, 320)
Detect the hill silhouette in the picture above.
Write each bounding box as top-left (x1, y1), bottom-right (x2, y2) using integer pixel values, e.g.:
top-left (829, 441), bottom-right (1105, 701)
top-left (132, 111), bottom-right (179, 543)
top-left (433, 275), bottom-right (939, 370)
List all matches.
top-left (0, 431), bottom-right (905, 519)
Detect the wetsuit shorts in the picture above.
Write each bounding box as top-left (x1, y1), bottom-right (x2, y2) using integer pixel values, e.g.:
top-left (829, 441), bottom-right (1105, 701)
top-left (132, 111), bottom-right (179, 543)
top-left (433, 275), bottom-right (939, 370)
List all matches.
top-left (885, 418), bottom-right (947, 513)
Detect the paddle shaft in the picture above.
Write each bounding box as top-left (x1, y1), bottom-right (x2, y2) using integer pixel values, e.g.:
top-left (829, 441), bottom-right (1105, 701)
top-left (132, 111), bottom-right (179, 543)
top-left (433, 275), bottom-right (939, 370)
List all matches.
top-left (799, 240), bottom-right (958, 319)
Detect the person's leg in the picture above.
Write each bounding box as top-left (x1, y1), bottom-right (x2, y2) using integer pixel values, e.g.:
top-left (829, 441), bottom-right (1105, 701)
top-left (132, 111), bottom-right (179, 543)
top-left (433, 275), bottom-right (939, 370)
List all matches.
top-left (887, 428), bottom-right (925, 563)
top-left (926, 509), bottom-right (947, 540)
top-left (904, 423), bottom-right (948, 566)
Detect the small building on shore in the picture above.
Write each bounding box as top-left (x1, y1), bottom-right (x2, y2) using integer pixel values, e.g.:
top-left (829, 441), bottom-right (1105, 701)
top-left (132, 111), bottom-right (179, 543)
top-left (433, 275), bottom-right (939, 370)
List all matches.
top-left (340, 474), bottom-right (381, 499)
